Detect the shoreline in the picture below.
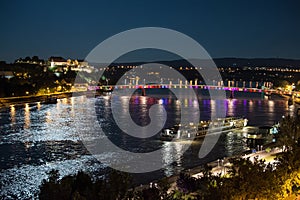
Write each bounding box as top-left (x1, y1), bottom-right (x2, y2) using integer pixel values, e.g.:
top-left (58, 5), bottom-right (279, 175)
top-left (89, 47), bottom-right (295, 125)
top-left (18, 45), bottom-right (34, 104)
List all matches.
top-left (0, 91), bottom-right (88, 108)
top-left (134, 141), bottom-right (278, 191)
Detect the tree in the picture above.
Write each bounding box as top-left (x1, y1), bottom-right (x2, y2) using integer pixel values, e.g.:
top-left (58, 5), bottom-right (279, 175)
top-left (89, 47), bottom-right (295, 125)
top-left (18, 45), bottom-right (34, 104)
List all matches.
top-left (277, 115), bottom-right (300, 150)
top-left (220, 157), bottom-right (280, 199)
top-left (25, 56), bottom-right (31, 62)
top-left (32, 56), bottom-right (39, 62)
top-left (273, 79), bottom-right (290, 88)
top-left (176, 172), bottom-right (198, 193)
top-left (39, 170), bottom-right (132, 200)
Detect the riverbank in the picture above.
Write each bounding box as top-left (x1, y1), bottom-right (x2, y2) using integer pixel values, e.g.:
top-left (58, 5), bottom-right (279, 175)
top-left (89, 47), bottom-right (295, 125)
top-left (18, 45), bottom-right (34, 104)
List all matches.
top-left (134, 141), bottom-right (279, 192)
top-left (0, 91), bottom-right (89, 108)
top-left (280, 93), bottom-right (300, 105)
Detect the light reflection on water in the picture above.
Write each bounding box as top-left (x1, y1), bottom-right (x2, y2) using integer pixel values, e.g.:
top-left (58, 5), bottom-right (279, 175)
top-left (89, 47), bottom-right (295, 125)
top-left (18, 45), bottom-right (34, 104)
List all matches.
top-left (24, 103), bottom-right (30, 129)
top-left (0, 91), bottom-right (298, 198)
top-left (10, 105), bottom-right (15, 125)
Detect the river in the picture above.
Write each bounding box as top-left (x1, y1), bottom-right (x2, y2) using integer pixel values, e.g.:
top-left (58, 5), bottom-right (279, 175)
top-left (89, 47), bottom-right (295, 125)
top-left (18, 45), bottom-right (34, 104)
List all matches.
top-left (0, 89), bottom-right (297, 199)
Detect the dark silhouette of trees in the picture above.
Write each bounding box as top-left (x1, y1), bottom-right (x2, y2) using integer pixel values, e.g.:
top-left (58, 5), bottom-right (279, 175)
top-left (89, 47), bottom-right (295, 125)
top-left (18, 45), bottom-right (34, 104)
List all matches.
top-left (277, 115), bottom-right (300, 151)
top-left (39, 169), bottom-right (132, 200)
top-left (219, 157), bottom-right (280, 199)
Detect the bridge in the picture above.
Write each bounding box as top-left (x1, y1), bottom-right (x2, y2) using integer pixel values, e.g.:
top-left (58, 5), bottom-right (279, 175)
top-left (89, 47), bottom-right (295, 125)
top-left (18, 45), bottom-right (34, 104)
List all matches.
top-left (86, 84), bottom-right (299, 98)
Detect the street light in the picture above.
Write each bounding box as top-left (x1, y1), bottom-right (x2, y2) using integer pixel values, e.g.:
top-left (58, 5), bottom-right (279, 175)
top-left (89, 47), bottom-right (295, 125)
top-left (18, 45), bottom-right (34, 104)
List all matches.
top-left (221, 159), bottom-right (224, 175)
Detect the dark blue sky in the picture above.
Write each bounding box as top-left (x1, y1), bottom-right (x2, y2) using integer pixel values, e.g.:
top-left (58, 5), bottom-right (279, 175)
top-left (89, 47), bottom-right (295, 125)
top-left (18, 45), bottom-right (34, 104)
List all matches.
top-left (1, 0), bottom-right (300, 62)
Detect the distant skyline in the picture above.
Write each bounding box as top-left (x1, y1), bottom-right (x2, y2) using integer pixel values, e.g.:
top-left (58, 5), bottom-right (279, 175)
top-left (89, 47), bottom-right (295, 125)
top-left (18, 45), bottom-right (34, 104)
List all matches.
top-left (1, 0), bottom-right (300, 62)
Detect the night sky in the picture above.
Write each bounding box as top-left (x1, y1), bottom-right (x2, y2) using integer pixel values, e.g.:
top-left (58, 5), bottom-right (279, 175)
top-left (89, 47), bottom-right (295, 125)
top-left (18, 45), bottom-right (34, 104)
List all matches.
top-left (1, 0), bottom-right (300, 62)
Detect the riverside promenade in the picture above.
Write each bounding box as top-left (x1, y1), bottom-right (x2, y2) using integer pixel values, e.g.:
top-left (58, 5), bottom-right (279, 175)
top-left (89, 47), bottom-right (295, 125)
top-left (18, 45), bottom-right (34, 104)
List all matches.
top-left (134, 147), bottom-right (282, 193)
top-left (192, 147), bottom-right (281, 178)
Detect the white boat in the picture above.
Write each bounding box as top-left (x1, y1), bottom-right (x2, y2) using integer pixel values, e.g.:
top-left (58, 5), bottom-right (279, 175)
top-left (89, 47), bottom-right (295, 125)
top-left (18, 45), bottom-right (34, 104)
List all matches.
top-left (160, 117), bottom-right (248, 141)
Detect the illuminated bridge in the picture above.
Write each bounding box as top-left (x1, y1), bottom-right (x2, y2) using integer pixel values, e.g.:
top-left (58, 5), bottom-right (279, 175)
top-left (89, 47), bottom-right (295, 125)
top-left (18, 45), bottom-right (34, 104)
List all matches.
top-left (86, 83), bottom-right (299, 97)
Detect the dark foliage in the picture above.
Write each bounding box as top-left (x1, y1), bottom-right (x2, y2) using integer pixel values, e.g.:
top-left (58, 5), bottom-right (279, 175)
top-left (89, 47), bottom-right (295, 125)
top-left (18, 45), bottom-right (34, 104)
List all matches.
top-left (39, 170), bottom-right (132, 200)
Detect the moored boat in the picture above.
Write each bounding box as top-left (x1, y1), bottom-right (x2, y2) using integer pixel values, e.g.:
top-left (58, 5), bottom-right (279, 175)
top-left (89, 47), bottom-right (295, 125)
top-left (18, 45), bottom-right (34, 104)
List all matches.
top-left (160, 116), bottom-right (248, 141)
top-left (43, 96), bottom-right (57, 104)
